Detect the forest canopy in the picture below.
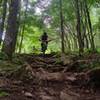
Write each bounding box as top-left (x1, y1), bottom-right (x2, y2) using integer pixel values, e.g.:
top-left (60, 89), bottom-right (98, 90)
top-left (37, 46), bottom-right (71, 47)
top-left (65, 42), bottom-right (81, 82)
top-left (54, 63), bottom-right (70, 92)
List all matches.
top-left (0, 0), bottom-right (100, 57)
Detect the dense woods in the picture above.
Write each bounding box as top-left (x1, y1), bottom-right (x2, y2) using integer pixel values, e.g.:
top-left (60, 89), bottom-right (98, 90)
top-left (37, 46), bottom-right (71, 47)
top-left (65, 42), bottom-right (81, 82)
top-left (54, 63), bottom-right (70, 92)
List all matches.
top-left (0, 0), bottom-right (99, 57)
top-left (0, 0), bottom-right (100, 99)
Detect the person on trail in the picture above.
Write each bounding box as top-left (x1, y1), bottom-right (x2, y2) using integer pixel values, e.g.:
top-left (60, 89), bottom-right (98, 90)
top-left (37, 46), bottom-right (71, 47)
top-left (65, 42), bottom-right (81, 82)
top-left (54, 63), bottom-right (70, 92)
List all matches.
top-left (40, 32), bottom-right (48, 54)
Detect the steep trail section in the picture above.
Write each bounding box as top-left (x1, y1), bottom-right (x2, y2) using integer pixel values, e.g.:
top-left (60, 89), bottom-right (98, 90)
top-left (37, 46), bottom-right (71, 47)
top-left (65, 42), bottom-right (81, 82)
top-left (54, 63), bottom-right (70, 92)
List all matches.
top-left (25, 54), bottom-right (65, 72)
top-left (0, 53), bottom-right (100, 100)
top-left (21, 53), bottom-right (100, 100)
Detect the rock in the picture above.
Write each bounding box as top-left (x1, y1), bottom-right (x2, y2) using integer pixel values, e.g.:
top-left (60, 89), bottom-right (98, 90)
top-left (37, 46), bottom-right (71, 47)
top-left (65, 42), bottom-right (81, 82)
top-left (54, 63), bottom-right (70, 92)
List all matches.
top-left (66, 76), bottom-right (76, 81)
top-left (60, 91), bottom-right (78, 100)
top-left (24, 92), bottom-right (33, 98)
top-left (44, 88), bottom-right (56, 96)
top-left (61, 54), bottom-right (72, 65)
top-left (40, 95), bottom-right (53, 100)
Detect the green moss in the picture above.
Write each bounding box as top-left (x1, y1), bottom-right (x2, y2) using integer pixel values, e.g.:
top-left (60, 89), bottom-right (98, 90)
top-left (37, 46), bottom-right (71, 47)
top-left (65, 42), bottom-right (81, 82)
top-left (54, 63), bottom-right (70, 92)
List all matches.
top-left (0, 91), bottom-right (9, 97)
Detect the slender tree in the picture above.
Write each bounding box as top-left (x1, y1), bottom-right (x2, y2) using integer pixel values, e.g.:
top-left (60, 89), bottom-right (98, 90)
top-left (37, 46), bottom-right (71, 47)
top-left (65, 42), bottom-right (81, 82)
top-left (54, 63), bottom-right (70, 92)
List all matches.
top-left (75, 0), bottom-right (84, 55)
top-left (19, 0), bottom-right (28, 53)
top-left (0, 0), bottom-right (7, 45)
top-left (59, 0), bottom-right (65, 53)
top-left (84, 0), bottom-right (95, 52)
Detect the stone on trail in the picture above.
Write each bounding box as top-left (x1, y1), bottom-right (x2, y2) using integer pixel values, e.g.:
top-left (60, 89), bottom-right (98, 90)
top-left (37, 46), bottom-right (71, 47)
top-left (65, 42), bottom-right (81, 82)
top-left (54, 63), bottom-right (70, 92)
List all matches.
top-left (60, 91), bottom-right (79, 100)
top-left (24, 92), bottom-right (33, 98)
top-left (40, 95), bottom-right (54, 100)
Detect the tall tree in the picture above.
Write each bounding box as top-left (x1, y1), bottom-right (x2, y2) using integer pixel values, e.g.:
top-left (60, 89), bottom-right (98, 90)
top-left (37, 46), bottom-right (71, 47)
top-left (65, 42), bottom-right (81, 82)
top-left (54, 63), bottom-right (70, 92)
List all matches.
top-left (2, 0), bottom-right (20, 58)
top-left (59, 0), bottom-right (65, 53)
top-left (0, 0), bottom-right (7, 45)
top-left (18, 0), bottom-right (28, 53)
top-left (84, 0), bottom-right (95, 52)
top-left (75, 0), bottom-right (84, 54)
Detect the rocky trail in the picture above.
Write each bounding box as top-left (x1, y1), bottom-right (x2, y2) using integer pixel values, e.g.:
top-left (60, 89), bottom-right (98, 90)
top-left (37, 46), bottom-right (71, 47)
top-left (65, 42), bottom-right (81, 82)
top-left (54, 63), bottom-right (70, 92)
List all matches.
top-left (0, 53), bottom-right (100, 100)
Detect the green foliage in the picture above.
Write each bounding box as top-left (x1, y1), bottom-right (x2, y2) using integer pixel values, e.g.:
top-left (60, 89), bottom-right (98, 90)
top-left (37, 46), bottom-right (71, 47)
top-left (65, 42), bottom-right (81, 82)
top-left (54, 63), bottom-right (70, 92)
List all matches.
top-left (0, 91), bottom-right (9, 97)
top-left (15, 0), bottom-right (100, 53)
top-left (0, 52), bottom-right (8, 60)
top-left (79, 60), bottom-right (100, 70)
top-left (97, 48), bottom-right (100, 52)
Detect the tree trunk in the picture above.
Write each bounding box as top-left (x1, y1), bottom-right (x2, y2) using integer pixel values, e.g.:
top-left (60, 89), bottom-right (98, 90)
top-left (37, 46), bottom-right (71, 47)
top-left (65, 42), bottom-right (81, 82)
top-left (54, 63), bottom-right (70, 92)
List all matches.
top-left (19, 0), bottom-right (28, 53)
top-left (2, 0), bottom-right (20, 59)
top-left (84, 0), bottom-right (95, 52)
top-left (59, 0), bottom-right (65, 53)
top-left (75, 0), bottom-right (84, 55)
top-left (0, 0), bottom-right (7, 45)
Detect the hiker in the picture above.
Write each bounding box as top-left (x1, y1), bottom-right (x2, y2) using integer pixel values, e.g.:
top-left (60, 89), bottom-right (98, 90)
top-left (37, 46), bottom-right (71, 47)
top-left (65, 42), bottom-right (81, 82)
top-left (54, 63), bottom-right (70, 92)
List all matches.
top-left (40, 32), bottom-right (48, 54)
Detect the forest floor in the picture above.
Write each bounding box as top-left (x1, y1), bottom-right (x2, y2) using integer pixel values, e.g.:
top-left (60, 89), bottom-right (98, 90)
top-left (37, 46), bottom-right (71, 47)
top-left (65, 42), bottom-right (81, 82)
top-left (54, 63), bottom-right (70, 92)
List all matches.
top-left (0, 53), bottom-right (100, 100)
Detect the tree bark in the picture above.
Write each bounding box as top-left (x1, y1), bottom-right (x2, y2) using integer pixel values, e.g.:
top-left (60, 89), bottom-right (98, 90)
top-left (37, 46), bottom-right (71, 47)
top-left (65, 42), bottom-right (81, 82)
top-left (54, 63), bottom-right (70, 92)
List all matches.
top-left (84, 0), bottom-right (95, 52)
top-left (0, 0), bottom-right (7, 45)
top-left (2, 0), bottom-right (20, 59)
top-left (59, 0), bottom-right (65, 53)
top-left (75, 0), bottom-right (84, 55)
top-left (18, 0), bottom-right (28, 53)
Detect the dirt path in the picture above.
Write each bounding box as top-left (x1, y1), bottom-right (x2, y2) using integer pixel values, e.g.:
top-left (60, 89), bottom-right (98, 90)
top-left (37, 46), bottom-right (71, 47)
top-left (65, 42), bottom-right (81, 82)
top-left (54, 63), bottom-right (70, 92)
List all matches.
top-left (0, 54), bottom-right (100, 100)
